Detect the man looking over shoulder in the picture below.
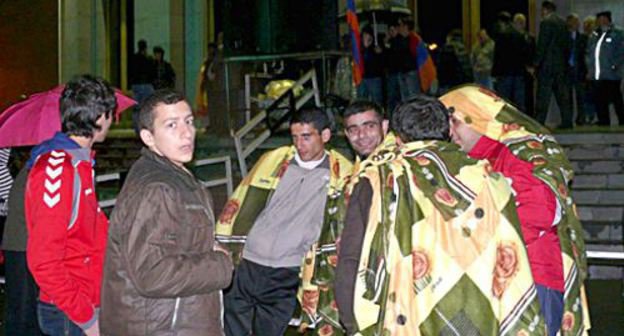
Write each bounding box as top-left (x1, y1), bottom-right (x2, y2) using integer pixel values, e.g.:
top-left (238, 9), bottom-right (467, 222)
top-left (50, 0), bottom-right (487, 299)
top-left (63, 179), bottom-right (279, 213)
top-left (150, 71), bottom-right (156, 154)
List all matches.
top-left (100, 89), bottom-right (233, 336)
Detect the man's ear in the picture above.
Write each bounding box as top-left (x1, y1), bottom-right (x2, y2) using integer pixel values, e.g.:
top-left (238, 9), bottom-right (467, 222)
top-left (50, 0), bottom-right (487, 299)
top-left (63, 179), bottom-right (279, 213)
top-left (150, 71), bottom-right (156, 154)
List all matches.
top-left (321, 128), bottom-right (331, 143)
top-left (139, 129), bottom-right (155, 148)
top-left (382, 119), bottom-right (389, 135)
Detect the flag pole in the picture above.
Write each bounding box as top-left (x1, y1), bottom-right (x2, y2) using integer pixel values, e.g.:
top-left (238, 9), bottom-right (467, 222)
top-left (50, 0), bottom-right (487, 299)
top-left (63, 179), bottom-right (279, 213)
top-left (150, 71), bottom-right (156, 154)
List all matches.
top-left (372, 12), bottom-right (378, 46)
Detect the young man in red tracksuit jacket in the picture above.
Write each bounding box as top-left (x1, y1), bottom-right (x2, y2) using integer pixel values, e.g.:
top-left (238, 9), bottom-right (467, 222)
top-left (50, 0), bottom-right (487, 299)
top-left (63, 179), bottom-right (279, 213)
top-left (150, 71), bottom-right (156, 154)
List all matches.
top-left (25, 75), bottom-right (117, 336)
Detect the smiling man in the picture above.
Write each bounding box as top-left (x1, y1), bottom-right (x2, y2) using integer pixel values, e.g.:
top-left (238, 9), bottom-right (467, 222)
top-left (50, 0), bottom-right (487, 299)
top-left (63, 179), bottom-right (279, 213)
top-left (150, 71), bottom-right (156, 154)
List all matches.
top-left (343, 100), bottom-right (389, 159)
top-left (215, 108), bottom-right (352, 336)
top-left (100, 89), bottom-right (233, 336)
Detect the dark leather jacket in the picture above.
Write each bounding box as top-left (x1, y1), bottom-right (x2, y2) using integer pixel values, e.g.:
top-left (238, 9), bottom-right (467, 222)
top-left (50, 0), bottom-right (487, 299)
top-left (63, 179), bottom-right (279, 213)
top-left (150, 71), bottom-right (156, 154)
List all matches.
top-left (101, 148), bottom-right (232, 336)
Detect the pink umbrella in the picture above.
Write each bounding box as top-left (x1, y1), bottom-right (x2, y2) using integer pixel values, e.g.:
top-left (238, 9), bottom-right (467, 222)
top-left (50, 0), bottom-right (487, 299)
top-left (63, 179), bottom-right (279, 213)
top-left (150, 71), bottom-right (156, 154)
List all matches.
top-left (0, 85), bottom-right (135, 147)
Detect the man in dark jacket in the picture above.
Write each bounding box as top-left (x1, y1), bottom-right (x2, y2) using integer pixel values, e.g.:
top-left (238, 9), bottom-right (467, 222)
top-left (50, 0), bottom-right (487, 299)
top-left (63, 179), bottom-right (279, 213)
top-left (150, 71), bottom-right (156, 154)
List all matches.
top-left (152, 46), bottom-right (176, 90)
top-left (567, 14), bottom-right (590, 125)
top-left (100, 90), bottom-right (233, 336)
top-left (534, 1), bottom-right (573, 128)
top-left (586, 11), bottom-right (624, 126)
top-left (491, 11), bottom-right (530, 112)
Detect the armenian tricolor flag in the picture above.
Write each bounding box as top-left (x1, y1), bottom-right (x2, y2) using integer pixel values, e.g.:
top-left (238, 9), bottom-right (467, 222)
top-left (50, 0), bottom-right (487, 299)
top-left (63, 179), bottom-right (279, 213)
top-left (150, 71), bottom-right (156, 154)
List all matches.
top-left (408, 32), bottom-right (437, 93)
top-left (346, 0), bottom-right (364, 86)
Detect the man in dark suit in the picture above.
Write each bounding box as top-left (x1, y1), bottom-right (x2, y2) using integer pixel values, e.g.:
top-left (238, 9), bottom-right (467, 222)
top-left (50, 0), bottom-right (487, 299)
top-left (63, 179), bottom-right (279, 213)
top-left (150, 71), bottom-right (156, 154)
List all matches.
top-left (567, 14), bottom-right (589, 125)
top-left (534, 1), bottom-right (573, 128)
top-left (491, 12), bottom-right (530, 112)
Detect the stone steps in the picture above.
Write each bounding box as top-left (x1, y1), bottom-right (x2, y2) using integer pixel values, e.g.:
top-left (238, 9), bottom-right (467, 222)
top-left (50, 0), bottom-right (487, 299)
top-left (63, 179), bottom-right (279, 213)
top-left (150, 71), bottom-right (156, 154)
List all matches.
top-left (556, 133), bottom-right (624, 279)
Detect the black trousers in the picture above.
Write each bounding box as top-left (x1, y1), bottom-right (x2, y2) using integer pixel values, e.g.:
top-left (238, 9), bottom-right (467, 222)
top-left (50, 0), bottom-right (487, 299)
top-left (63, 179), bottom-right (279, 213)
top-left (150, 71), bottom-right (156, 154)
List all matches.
top-left (593, 80), bottom-right (624, 126)
top-left (535, 71), bottom-right (573, 128)
top-left (4, 250), bottom-right (42, 335)
top-left (224, 259), bottom-right (300, 336)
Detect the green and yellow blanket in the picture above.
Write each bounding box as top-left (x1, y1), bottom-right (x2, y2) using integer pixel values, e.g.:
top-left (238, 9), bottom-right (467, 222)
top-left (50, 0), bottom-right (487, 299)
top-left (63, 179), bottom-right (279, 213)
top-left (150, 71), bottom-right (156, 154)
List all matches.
top-left (351, 140), bottom-right (544, 335)
top-left (441, 85), bottom-right (590, 335)
top-left (215, 145), bottom-right (352, 329)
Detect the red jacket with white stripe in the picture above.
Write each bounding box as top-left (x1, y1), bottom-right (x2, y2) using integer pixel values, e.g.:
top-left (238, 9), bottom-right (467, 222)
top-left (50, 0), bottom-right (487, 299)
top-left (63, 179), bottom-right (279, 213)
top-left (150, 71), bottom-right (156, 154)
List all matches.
top-left (25, 148), bottom-right (108, 327)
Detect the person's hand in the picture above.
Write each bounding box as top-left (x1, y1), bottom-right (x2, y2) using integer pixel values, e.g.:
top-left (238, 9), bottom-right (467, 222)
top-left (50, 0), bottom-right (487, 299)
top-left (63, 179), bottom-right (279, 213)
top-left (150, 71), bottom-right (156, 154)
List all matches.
top-left (83, 319), bottom-right (99, 336)
top-left (214, 242), bottom-right (230, 256)
top-left (374, 46), bottom-right (382, 54)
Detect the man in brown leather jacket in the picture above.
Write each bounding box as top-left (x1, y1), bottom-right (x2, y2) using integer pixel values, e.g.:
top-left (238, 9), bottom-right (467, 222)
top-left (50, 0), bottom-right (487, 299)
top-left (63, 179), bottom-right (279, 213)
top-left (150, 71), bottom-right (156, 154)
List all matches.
top-left (100, 89), bottom-right (233, 335)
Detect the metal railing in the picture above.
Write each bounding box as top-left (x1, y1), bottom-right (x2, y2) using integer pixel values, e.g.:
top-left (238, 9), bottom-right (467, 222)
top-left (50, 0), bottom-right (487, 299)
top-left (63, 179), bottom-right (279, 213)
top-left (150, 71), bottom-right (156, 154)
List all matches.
top-left (232, 68), bottom-right (320, 176)
top-left (195, 155), bottom-right (234, 196)
top-left (96, 155), bottom-right (234, 209)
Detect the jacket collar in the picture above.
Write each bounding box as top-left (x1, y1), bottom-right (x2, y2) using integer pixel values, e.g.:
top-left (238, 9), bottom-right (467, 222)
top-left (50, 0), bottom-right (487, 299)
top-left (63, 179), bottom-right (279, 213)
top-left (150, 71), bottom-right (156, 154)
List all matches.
top-left (140, 147), bottom-right (198, 189)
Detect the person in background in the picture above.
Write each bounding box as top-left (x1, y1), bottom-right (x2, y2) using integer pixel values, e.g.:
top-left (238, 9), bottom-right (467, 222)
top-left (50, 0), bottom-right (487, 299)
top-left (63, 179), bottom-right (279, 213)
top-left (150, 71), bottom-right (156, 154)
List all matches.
top-left (0, 148), bottom-right (11, 240)
top-left (581, 15), bottom-right (598, 124)
top-left (152, 46), bottom-right (176, 90)
top-left (534, 1), bottom-right (573, 128)
top-left (586, 10), bottom-right (624, 126)
top-left (492, 11), bottom-right (529, 112)
top-left (437, 29), bottom-right (473, 94)
top-left (129, 39), bottom-right (155, 133)
top-left (384, 21), bottom-right (408, 113)
top-left (3, 146), bottom-right (42, 336)
top-left (357, 26), bottom-right (384, 106)
top-left (513, 13), bottom-right (537, 116)
top-left (566, 14), bottom-right (590, 126)
top-left (471, 29), bottom-right (495, 89)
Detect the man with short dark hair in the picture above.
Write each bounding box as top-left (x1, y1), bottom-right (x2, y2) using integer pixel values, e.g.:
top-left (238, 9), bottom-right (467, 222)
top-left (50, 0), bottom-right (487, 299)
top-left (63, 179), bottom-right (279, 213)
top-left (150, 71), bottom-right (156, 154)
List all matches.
top-left (130, 39), bottom-right (155, 133)
top-left (100, 89), bottom-right (233, 336)
top-left (336, 95), bottom-right (544, 335)
top-left (25, 74), bottom-right (117, 336)
top-left (534, 1), bottom-right (573, 128)
top-left (152, 46), bottom-right (176, 90)
top-left (491, 11), bottom-right (530, 112)
top-left (343, 100), bottom-right (389, 158)
top-left (586, 10), bottom-right (624, 126)
top-left (216, 108), bottom-right (352, 336)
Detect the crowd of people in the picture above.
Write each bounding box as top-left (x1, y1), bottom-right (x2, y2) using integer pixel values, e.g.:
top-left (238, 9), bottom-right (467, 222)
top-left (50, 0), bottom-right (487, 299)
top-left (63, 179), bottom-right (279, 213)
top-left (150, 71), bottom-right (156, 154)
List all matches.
top-left (0, 69), bottom-right (591, 335)
top-left (0, 1), bottom-right (617, 335)
top-left (355, 1), bottom-right (624, 129)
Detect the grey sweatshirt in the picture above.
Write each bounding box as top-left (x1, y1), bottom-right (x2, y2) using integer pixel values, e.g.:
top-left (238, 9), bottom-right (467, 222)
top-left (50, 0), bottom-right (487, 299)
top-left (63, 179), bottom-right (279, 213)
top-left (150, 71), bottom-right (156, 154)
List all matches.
top-left (243, 158), bottom-right (330, 268)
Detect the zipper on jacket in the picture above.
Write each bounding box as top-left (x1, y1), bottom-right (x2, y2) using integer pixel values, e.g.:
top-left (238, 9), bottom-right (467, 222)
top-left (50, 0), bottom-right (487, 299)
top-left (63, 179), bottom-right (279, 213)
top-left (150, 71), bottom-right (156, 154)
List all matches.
top-left (171, 297), bottom-right (181, 330)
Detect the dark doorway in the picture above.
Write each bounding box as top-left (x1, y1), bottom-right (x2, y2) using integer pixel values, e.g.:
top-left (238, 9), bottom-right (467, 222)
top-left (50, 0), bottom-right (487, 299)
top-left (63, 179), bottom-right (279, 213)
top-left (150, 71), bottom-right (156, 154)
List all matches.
top-left (480, 0), bottom-right (529, 34)
top-left (417, 0), bottom-right (462, 46)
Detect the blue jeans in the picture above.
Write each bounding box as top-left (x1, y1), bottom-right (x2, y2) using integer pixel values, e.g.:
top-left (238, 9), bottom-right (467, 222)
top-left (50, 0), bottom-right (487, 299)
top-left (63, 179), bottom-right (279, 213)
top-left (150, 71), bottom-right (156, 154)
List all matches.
top-left (37, 302), bottom-right (84, 336)
top-left (474, 73), bottom-right (493, 90)
top-left (536, 284), bottom-right (564, 336)
top-left (357, 77), bottom-right (383, 106)
top-left (386, 73), bottom-right (402, 115)
top-left (495, 75), bottom-right (526, 113)
top-left (399, 70), bottom-right (421, 100)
